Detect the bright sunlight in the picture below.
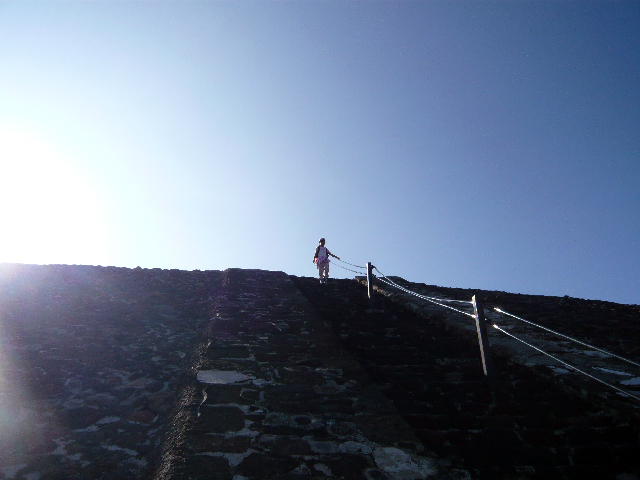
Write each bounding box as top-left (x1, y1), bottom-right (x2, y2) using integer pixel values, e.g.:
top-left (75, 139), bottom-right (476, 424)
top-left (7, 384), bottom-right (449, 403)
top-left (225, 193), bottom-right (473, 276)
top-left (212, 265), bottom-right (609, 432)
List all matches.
top-left (0, 125), bottom-right (108, 266)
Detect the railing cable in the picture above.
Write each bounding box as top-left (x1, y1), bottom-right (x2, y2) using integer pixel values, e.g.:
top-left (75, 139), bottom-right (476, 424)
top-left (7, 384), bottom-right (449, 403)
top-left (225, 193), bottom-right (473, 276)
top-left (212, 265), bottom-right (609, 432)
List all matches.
top-left (358, 262), bottom-right (640, 403)
top-left (492, 323), bottom-right (640, 403)
top-left (375, 273), bottom-right (476, 319)
top-left (333, 262), bottom-right (367, 276)
top-left (334, 258), bottom-right (366, 270)
top-left (495, 308), bottom-right (640, 369)
top-left (373, 267), bottom-right (473, 305)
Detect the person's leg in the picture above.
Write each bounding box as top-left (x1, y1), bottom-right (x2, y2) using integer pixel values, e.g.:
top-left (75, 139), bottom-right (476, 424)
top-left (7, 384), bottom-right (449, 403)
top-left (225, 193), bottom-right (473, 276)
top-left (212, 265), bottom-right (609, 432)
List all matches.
top-left (320, 263), bottom-right (328, 283)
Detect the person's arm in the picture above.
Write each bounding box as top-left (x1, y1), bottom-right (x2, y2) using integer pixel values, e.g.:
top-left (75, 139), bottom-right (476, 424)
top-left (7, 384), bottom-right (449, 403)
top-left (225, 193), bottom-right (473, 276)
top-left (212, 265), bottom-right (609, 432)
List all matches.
top-left (313, 245), bottom-right (319, 262)
top-left (327, 249), bottom-right (340, 260)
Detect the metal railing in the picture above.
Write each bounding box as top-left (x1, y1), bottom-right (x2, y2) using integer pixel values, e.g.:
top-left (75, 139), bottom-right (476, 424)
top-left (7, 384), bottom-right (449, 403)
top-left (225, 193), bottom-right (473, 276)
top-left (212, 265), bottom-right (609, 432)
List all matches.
top-left (333, 257), bottom-right (640, 403)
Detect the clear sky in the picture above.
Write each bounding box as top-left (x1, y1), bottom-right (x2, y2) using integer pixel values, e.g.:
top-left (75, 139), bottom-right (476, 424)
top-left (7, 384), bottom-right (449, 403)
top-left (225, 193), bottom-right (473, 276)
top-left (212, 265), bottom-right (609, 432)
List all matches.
top-left (0, 1), bottom-right (638, 304)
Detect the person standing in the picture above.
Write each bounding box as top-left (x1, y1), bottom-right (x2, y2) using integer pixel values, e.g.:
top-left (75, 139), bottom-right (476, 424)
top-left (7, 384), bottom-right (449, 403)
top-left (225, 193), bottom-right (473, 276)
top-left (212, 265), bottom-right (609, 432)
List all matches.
top-left (313, 238), bottom-right (340, 284)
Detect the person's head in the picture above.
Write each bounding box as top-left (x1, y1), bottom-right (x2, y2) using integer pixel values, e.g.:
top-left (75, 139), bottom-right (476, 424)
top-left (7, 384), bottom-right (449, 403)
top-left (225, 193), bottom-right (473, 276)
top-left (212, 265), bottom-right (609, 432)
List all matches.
top-left (319, 238), bottom-right (325, 246)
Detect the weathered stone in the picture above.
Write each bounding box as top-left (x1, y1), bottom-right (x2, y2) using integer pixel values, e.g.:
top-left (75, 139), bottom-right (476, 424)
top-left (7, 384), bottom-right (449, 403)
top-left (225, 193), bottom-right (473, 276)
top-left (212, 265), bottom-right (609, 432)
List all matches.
top-left (191, 406), bottom-right (246, 434)
top-left (1, 264), bottom-right (640, 480)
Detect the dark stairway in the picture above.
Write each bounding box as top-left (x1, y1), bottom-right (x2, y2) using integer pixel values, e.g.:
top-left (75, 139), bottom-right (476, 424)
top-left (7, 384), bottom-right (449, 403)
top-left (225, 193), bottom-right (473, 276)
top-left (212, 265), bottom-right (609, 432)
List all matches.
top-left (292, 276), bottom-right (640, 480)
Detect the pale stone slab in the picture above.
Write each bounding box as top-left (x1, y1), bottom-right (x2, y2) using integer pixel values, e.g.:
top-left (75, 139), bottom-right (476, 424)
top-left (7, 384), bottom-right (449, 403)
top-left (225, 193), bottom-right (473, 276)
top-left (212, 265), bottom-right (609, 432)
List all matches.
top-left (197, 370), bottom-right (253, 384)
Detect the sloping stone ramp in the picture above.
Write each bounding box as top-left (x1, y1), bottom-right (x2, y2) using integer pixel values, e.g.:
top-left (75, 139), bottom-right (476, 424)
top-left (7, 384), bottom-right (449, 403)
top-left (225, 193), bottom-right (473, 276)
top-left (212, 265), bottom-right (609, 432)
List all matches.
top-left (0, 265), bottom-right (223, 480)
top-left (158, 269), bottom-right (454, 480)
top-left (1, 264), bottom-right (639, 480)
top-left (294, 275), bottom-right (640, 480)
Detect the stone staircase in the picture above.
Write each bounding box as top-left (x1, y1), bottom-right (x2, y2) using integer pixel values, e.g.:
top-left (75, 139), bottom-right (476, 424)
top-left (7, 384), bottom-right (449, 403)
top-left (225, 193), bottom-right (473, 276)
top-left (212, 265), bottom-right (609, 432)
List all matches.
top-left (293, 276), bottom-right (640, 480)
top-left (159, 269), bottom-right (454, 480)
top-left (1, 264), bottom-right (639, 480)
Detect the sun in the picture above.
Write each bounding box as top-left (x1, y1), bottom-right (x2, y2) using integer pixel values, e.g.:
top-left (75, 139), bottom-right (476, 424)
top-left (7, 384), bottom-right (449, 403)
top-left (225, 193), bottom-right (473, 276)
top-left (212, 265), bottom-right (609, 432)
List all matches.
top-left (0, 125), bottom-right (109, 266)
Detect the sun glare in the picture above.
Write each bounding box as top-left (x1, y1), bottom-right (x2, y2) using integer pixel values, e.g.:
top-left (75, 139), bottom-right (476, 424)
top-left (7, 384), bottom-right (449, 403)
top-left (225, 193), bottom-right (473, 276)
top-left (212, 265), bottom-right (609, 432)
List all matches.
top-left (0, 126), bottom-right (109, 265)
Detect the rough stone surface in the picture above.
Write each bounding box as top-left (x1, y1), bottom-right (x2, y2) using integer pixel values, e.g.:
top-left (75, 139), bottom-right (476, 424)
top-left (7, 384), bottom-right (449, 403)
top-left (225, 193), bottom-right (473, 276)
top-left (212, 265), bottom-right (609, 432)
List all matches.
top-left (160, 269), bottom-right (449, 480)
top-left (0, 264), bottom-right (222, 480)
top-left (358, 275), bottom-right (640, 413)
top-left (1, 263), bottom-right (639, 480)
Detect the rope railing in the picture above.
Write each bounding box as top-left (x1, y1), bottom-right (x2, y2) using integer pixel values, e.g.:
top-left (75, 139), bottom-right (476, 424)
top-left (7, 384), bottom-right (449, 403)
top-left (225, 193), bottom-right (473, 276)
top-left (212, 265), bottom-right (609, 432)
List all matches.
top-left (333, 262), bottom-right (367, 276)
top-left (332, 257), bottom-right (640, 404)
top-left (334, 258), bottom-right (366, 270)
top-left (375, 274), bottom-right (476, 319)
top-left (492, 323), bottom-right (640, 402)
top-left (373, 266), bottom-right (473, 305)
top-left (494, 308), bottom-right (640, 369)
top-left (367, 267), bottom-right (494, 378)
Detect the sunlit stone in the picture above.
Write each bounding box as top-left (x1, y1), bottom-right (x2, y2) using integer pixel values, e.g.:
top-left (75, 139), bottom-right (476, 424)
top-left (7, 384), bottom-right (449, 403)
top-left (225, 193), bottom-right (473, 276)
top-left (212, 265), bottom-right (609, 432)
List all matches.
top-left (196, 370), bottom-right (252, 384)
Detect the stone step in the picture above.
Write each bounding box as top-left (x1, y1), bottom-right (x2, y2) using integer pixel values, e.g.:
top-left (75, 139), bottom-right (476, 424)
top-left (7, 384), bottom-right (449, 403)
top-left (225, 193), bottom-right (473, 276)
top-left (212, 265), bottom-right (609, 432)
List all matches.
top-left (161, 269), bottom-right (454, 480)
top-left (293, 275), bottom-right (640, 480)
top-left (1, 264), bottom-right (638, 480)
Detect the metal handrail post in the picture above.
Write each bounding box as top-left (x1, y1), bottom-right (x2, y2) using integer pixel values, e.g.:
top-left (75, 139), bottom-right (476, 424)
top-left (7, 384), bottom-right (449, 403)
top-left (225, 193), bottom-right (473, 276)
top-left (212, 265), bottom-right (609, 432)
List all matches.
top-left (367, 262), bottom-right (374, 310)
top-left (472, 295), bottom-right (494, 378)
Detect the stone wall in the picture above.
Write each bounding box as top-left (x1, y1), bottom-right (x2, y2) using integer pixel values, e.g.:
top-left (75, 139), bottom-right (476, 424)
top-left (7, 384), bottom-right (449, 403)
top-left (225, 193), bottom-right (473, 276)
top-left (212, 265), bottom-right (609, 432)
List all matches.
top-left (359, 276), bottom-right (640, 415)
top-left (0, 264), bottom-right (223, 479)
top-left (1, 263), bottom-right (639, 480)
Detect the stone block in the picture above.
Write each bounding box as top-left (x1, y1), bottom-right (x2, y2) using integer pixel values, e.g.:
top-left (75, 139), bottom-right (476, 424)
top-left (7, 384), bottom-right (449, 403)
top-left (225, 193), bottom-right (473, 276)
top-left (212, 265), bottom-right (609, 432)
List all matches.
top-left (261, 435), bottom-right (313, 456)
top-left (173, 454), bottom-right (232, 480)
top-left (235, 451), bottom-right (298, 478)
top-left (191, 406), bottom-right (246, 434)
top-left (436, 413), bottom-right (480, 431)
top-left (572, 443), bottom-right (616, 465)
top-left (600, 425), bottom-right (639, 444)
top-left (477, 415), bottom-right (516, 430)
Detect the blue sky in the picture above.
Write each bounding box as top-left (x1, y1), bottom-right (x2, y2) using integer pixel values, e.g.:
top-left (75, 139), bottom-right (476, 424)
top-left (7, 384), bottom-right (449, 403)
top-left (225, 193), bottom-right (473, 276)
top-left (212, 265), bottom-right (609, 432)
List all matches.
top-left (0, 1), bottom-right (638, 304)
